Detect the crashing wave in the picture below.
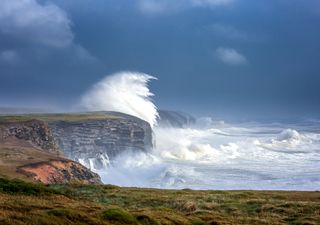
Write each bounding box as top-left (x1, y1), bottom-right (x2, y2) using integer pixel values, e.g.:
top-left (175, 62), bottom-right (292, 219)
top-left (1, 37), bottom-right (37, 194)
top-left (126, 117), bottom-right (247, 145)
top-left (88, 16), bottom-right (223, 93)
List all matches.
top-left (257, 129), bottom-right (303, 151)
top-left (276, 129), bottom-right (301, 142)
top-left (80, 71), bottom-right (159, 128)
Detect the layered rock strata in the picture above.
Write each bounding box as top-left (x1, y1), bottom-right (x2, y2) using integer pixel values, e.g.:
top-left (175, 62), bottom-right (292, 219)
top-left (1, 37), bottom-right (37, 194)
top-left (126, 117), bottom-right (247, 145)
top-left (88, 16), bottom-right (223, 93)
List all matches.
top-left (48, 114), bottom-right (153, 170)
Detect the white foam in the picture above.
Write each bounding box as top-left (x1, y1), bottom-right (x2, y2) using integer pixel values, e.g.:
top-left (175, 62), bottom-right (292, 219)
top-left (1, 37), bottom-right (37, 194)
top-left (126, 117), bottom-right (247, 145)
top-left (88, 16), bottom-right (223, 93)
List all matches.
top-left (269, 129), bottom-right (304, 149)
top-left (153, 127), bottom-right (220, 161)
top-left (98, 122), bottom-right (320, 190)
top-left (80, 71), bottom-right (159, 127)
top-left (77, 71), bottom-right (320, 190)
top-left (276, 129), bottom-right (301, 142)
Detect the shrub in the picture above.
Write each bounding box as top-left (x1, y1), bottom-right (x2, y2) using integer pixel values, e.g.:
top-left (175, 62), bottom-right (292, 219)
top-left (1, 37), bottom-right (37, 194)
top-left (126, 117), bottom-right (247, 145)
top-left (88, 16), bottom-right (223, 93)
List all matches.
top-left (0, 178), bottom-right (59, 195)
top-left (102, 208), bottom-right (138, 224)
top-left (136, 214), bottom-right (159, 225)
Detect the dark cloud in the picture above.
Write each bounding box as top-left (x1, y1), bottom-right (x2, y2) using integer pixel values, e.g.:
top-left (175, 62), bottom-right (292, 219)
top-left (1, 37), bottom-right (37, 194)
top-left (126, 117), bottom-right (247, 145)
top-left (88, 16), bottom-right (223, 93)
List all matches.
top-left (0, 0), bottom-right (320, 118)
top-left (0, 0), bottom-right (97, 68)
top-left (0, 0), bottom-right (73, 48)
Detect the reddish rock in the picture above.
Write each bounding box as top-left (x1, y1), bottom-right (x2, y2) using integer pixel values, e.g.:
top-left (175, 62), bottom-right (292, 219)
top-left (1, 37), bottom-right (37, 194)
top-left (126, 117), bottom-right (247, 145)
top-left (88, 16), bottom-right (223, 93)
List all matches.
top-left (0, 117), bottom-right (103, 184)
top-left (18, 159), bottom-right (102, 184)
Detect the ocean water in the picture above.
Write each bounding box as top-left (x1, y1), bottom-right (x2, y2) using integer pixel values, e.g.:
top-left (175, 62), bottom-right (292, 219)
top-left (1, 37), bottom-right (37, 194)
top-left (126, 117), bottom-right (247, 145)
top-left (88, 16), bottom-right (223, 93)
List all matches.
top-left (98, 119), bottom-right (320, 190)
top-left (80, 71), bottom-right (320, 190)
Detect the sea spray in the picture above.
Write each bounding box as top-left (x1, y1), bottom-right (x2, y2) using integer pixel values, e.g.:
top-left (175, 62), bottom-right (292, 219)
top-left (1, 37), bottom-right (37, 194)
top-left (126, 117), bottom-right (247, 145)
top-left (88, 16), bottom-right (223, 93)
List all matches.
top-left (99, 120), bottom-right (320, 190)
top-left (80, 71), bottom-right (159, 128)
top-left (79, 71), bottom-right (320, 190)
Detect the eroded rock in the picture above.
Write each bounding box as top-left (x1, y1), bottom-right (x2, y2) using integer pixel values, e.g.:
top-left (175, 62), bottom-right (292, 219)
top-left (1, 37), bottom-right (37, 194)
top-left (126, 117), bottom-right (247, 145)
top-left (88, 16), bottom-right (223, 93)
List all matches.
top-left (17, 159), bottom-right (102, 184)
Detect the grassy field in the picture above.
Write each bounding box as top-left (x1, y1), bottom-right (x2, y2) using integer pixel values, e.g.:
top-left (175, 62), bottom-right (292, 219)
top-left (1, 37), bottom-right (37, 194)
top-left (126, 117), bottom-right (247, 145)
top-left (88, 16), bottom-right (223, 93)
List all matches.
top-left (0, 178), bottom-right (319, 225)
top-left (0, 113), bottom-right (117, 124)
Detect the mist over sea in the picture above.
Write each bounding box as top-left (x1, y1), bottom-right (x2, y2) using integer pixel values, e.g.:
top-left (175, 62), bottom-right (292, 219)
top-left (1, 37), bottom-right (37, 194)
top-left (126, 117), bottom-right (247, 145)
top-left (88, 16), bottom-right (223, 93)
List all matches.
top-left (81, 72), bottom-right (320, 190)
top-left (96, 119), bottom-right (319, 190)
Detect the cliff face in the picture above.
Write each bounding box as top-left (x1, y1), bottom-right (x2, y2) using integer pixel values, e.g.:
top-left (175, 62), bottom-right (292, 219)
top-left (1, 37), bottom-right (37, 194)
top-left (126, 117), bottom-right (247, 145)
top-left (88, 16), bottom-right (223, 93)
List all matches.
top-left (0, 112), bottom-right (153, 181)
top-left (0, 119), bottom-right (102, 184)
top-left (0, 120), bottom-right (60, 155)
top-left (48, 113), bottom-right (153, 170)
top-left (0, 138), bottom-right (102, 184)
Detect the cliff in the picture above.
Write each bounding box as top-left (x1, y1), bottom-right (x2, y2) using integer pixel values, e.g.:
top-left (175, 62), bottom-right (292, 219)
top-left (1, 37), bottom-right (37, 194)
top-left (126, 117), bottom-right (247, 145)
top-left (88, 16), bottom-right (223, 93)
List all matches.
top-left (0, 118), bottom-right (102, 184)
top-left (158, 110), bottom-right (195, 128)
top-left (0, 137), bottom-right (101, 184)
top-left (48, 112), bottom-right (153, 170)
top-left (0, 119), bottom-right (59, 155)
top-left (0, 112), bottom-right (153, 180)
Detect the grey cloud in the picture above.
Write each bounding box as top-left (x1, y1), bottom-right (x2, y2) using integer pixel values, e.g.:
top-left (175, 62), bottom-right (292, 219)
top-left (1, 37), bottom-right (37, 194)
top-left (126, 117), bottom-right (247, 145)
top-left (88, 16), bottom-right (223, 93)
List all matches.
top-left (215, 47), bottom-right (248, 66)
top-left (0, 0), bottom-right (97, 66)
top-left (0, 0), bottom-right (73, 48)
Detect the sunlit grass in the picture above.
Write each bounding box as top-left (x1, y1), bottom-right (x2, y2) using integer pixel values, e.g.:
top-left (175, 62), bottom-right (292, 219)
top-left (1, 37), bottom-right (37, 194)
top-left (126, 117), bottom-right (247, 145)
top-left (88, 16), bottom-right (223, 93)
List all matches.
top-left (1, 178), bottom-right (319, 224)
top-left (0, 113), bottom-right (117, 124)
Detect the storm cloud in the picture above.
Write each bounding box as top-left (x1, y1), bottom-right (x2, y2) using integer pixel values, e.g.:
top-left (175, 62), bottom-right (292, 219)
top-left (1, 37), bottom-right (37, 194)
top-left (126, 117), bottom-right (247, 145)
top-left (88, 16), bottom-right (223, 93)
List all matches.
top-left (0, 0), bottom-right (320, 118)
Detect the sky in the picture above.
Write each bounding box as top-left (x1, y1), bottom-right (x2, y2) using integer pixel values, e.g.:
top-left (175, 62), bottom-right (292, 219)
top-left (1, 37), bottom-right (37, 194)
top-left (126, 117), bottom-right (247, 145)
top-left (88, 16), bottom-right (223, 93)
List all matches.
top-left (0, 0), bottom-right (320, 119)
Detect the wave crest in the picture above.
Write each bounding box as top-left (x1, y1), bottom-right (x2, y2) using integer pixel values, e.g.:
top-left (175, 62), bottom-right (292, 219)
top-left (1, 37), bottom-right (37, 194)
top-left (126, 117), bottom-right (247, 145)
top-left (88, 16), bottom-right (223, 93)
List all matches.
top-left (276, 129), bottom-right (301, 142)
top-left (80, 71), bottom-right (159, 127)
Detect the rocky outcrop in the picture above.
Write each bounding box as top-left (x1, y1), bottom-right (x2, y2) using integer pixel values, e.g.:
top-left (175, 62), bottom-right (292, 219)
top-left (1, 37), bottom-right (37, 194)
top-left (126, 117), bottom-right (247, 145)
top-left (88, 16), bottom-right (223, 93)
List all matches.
top-left (17, 159), bottom-right (102, 184)
top-left (48, 112), bottom-right (153, 170)
top-left (0, 112), bottom-right (153, 173)
top-left (0, 119), bottom-right (102, 184)
top-left (0, 120), bottom-right (60, 155)
top-left (0, 138), bottom-right (102, 184)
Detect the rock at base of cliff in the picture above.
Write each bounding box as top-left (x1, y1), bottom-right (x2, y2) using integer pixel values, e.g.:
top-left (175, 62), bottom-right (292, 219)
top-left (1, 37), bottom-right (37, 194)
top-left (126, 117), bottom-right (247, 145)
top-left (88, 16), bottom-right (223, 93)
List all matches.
top-left (17, 159), bottom-right (102, 184)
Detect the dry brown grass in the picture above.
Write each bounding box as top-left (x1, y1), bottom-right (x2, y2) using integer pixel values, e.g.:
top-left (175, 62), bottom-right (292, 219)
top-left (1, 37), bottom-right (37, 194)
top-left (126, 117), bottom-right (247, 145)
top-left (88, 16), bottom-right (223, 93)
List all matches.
top-left (0, 178), bottom-right (319, 225)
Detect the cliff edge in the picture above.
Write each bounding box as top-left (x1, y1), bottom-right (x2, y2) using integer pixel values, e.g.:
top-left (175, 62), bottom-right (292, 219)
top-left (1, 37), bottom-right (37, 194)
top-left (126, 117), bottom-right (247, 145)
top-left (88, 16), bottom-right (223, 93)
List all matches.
top-left (0, 112), bottom-right (153, 183)
top-left (0, 118), bottom-right (102, 184)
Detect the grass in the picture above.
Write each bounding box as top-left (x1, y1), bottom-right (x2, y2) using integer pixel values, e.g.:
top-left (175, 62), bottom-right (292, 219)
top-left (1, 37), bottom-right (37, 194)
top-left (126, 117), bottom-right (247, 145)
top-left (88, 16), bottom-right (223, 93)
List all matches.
top-left (0, 178), bottom-right (59, 195)
top-left (102, 208), bottom-right (138, 224)
top-left (0, 178), bottom-right (319, 224)
top-left (0, 113), bottom-right (117, 124)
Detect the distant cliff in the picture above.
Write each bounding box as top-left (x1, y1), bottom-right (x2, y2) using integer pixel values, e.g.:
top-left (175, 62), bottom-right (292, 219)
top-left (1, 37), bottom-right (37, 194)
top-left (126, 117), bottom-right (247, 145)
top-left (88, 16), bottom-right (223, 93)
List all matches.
top-left (158, 110), bottom-right (195, 128)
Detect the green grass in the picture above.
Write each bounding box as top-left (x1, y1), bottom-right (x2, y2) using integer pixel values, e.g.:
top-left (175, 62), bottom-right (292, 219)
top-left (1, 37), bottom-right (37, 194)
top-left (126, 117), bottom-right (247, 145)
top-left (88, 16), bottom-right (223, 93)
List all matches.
top-left (0, 178), bottom-right (60, 196)
top-left (0, 113), bottom-right (117, 124)
top-left (102, 208), bottom-right (138, 224)
top-left (0, 178), bottom-right (320, 225)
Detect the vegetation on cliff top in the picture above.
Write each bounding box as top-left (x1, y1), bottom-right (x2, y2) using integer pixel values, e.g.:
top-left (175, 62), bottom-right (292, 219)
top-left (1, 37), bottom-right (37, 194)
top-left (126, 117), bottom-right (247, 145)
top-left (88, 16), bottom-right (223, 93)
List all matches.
top-left (0, 178), bottom-right (319, 225)
top-left (0, 113), bottom-right (117, 124)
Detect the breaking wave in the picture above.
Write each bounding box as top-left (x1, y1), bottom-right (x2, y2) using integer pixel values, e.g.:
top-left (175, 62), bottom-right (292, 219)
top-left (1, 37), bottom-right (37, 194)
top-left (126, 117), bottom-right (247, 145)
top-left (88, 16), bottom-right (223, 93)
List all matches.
top-left (276, 129), bottom-right (301, 142)
top-left (80, 71), bottom-right (159, 127)
top-left (99, 121), bottom-right (320, 190)
top-left (79, 71), bottom-right (320, 190)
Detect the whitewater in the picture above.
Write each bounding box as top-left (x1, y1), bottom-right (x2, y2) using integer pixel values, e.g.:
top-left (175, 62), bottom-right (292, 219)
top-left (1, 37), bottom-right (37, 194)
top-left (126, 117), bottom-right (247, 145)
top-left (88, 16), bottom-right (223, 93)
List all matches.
top-left (81, 72), bottom-right (320, 190)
